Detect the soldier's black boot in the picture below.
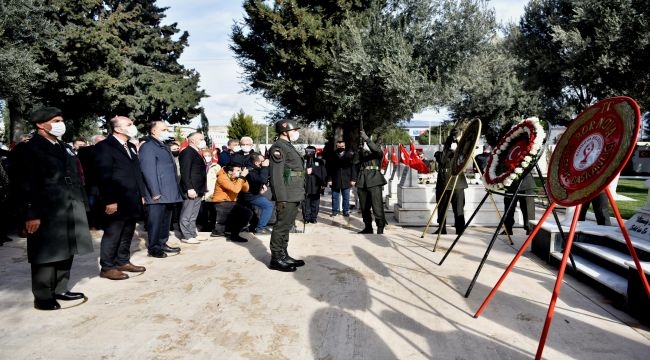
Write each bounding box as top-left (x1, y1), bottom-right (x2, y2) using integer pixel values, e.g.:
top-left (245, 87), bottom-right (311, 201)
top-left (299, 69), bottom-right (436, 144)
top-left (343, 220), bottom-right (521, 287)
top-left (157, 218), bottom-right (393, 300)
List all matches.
top-left (269, 251), bottom-right (297, 272)
top-left (376, 226), bottom-right (384, 234)
top-left (358, 224), bottom-right (373, 234)
top-left (282, 249), bottom-right (305, 267)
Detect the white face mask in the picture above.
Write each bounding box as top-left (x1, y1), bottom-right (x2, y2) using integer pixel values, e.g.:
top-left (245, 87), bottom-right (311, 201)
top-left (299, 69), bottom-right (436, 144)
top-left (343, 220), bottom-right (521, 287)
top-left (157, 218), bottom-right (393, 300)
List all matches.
top-left (241, 145), bottom-right (252, 153)
top-left (289, 131), bottom-right (300, 142)
top-left (197, 140), bottom-right (207, 149)
top-left (232, 146), bottom-right (241, 153)
top-left (48, 122), bottom-right (66, 137)
top-left (362, 143), bottom-right (370, 152)
top-left (126, 125), bottom-right (138, 138)
top-left (158, 131), bottom-right (171, 141)
top-left (203, 156), bottom-right (212, 163)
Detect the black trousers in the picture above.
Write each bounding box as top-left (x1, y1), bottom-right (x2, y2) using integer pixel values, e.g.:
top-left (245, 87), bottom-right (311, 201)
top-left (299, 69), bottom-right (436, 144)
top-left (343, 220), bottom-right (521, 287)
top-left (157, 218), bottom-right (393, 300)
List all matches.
top-left (504, 188), bottom-right (536, 233)
top-left (100, 218), bottom-right (136, 271)
top-left (302, 194), bottom-right (321, 221)
top-left (31, 256), bottom-right (74, 301)
top-left (213, 201), bottom-right (253, 234)
top-left (578, 191), bottom-right (611, 225)
top-left (357, 186), bottom-right (385, 229)
top-left (270, 201), bottom-right (299, 253)
top-left (146, 203), bottom-right (175, 252)
top-left (436, 187), bottom-right (466, 230)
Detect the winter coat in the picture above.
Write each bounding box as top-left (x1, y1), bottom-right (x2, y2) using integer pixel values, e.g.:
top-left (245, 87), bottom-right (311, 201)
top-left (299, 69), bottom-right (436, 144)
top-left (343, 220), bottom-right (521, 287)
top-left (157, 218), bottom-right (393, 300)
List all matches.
top-left (139, 136), bottom-right (183, 204)
top-left (18, 134), bottom-right (93, 264)
top-left (212, 168), bottom-right (250, 202)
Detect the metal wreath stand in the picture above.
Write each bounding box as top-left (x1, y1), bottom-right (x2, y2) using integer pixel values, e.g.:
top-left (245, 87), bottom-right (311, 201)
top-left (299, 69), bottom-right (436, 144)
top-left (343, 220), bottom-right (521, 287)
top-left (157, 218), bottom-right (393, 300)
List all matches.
top-left (474, 96), bottom-right (650, 360)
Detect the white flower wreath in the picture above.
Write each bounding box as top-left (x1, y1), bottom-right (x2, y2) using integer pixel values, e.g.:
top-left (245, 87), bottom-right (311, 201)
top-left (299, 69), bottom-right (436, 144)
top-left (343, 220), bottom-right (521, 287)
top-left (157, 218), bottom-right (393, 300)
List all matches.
top-left (483, 117), bottom-right (545, 192)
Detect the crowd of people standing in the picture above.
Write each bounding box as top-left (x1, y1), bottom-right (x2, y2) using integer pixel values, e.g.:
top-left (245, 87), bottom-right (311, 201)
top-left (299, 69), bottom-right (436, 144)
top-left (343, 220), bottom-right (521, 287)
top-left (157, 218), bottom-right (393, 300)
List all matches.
top-left (0, 108), bottom-right (389, 310)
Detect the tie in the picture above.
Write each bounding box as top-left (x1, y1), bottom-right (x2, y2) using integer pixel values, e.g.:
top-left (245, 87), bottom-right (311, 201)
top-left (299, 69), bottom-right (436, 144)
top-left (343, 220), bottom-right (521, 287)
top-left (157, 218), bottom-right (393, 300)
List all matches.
top-left (123, 143), bottom-right (131, 159)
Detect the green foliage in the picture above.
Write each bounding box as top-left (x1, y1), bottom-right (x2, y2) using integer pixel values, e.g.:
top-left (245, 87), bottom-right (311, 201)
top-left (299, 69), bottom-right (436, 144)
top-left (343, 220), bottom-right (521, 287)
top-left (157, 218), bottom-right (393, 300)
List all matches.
top-left (1, 0), bottom-right (206, 140)
top-left (511, 0), bottom-right (650, 121)
top-left (377, 125), bottom-right (411, 145)
top-left (199, 111), bottom-right (210, 145)
top-left (227, 109), bottom-right (259, 140)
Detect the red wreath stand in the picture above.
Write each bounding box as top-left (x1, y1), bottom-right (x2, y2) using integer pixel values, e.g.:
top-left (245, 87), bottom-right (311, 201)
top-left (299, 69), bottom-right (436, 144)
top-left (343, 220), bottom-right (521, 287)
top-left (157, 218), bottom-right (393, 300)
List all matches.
top-left (474, 97), bottom-right (650, 360)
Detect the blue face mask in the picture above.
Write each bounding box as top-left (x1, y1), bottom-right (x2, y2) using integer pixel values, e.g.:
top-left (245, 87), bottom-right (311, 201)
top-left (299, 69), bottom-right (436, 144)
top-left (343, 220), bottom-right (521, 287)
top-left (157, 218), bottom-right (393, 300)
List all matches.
top-left (158, 131), bottom-right (171, 141)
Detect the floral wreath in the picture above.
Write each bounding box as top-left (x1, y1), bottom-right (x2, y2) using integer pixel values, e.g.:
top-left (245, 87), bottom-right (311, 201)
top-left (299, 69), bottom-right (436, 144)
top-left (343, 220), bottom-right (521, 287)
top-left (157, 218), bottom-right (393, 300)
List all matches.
top-left (483, 117), bottom-right (546, 192)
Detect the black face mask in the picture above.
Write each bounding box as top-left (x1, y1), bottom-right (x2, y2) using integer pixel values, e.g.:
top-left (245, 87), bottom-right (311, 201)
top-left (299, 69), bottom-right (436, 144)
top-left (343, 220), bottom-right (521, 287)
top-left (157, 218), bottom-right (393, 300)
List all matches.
top-left (336, 148), bottom-right (345, 153)
top-left (171, 151), bottom-right (179, 157)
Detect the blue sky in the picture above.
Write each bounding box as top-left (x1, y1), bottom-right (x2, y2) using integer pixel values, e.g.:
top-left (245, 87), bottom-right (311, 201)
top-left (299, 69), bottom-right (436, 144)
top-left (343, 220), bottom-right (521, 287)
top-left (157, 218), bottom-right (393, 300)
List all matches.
top-left (156, 0), bottom-right (529, 126)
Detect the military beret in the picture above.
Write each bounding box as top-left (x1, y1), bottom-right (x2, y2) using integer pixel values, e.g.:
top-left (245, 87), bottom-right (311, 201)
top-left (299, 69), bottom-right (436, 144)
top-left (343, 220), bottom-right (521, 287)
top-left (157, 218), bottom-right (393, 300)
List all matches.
top-left (30, 107), bottom-right (62, 124)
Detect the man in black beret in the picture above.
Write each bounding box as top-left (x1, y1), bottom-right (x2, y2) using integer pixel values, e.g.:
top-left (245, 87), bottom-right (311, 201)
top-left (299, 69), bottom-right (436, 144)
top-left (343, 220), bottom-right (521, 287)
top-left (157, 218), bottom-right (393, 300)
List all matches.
top-left (16, 106), bottom-right (94, 310)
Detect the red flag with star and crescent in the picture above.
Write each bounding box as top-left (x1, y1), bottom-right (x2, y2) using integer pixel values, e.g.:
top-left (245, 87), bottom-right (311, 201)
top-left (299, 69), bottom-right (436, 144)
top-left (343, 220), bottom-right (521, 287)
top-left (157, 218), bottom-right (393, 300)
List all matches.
top-left (391, 146), bottom-right (398, 165)
top-left (381, 146), bottom-right (389, 170)
top-left (409, 142), bottom-right (429, 173)
top-left (399, 144), bottom-right (411, 166)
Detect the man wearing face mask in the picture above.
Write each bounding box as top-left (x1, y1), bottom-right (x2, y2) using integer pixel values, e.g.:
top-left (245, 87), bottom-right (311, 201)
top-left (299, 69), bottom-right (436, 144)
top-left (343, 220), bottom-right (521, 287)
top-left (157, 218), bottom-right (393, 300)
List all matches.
top-left (94, 116), bottom-right (147, 280)
top-left (218, 139), bottom-right (240, 167)
top-left (178, 132), bottom-right (208, 244)
top-left (18, 107), bottom-right (94, 310)
top-left (326, 140), bottom-right (357, 217)
top-left (231, 136), bottom-right (255, 168)
top-left (267, 119), bottom-right (305, 272)
top-left (139, 121), bottom-right (184, 258)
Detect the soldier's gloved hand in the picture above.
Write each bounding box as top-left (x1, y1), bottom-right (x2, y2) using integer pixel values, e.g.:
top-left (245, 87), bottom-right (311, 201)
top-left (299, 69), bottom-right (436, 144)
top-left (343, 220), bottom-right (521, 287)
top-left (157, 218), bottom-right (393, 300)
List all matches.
top-left (360, 130), bottom-right (369, 141)
top-left (276, 201), bottom-right (286, 211)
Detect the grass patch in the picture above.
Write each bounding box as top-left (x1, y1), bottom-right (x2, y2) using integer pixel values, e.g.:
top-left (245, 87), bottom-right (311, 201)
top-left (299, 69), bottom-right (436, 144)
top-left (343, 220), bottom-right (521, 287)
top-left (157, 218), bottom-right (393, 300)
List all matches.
top-left (533, 177), bottom-right (648, 219)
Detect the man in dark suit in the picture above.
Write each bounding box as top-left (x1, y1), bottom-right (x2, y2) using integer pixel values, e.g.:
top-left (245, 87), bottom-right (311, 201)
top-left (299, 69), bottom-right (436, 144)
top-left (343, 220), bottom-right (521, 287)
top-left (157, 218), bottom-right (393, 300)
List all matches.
top-left (326, 140), bottom-right (357, 217)
top-left (139, 121), bottom-right (183, 258)
top-left (178, 132), bottom-right (208, 244)
top-left (18, 107), bottom-right (94, 310)
top-left (94, 116), bottom-right (147, 280)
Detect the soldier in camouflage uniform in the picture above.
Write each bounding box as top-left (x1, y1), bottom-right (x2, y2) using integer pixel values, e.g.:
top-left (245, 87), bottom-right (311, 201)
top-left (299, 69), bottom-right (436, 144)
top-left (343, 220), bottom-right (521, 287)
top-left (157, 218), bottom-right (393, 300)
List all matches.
top-left (268, 120), bottom-right (306, 272)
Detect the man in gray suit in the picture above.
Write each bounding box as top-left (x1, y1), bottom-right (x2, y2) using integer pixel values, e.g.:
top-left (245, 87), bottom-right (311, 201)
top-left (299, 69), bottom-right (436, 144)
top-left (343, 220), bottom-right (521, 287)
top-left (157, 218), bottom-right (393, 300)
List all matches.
top-left (139, 121), bottom-right (183, 258)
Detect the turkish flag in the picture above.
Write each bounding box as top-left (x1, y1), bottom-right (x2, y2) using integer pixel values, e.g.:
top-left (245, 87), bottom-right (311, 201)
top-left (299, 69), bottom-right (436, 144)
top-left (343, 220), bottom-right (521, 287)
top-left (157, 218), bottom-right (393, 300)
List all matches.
top-left (409, 142), bottom-right (429, 173)
top-left (391, 146), bottom-right (398, 165)
top-left (381, 146), bottom-right (389, 170)
top-left (399, 144), bottom-right (411, 166)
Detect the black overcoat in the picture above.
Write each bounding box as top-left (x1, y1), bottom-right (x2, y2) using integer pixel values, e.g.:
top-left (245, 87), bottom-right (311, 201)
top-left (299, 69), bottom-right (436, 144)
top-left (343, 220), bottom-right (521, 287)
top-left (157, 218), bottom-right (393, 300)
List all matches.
top-left (19, 134), bottom-right (93, 264)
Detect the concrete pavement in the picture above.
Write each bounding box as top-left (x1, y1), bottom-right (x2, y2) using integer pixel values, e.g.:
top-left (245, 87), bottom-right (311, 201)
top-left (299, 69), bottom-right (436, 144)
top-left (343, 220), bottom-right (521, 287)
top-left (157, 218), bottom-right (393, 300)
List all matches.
top-left (0, 207), bottom-right (648, 359)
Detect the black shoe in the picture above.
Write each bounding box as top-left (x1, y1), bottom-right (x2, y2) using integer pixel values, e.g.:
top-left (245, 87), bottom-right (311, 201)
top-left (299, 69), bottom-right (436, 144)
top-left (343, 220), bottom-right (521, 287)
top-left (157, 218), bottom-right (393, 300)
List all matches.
top-left (343, 213), bottom-right (350, 217)
top-left (358, 228), bottom-right (373, 234)
top-left (34, 299), bottom-right (61, 311)
top-left (500, 229), bottom-right (513, 236)
top-left (377, 227), bottom-right (384, 234)
top-left (330, 212), bottom-right (339, 217)
top-left (228, 234), bottom-right (248, 242)
top-left (269, 253), bottom-right (297, 272)
top-left (283, 250), bottom-right (305, 267)
top-left (210, 230), bottom-right (226, 237)
top-left (55, 291), bottom-right (85, 301)
top-left (435, 227), bottom-right (447, 235)
top-left (148, 250), bottom-right (167, 258)
top-left (162, 245), bottom-right (181, 253)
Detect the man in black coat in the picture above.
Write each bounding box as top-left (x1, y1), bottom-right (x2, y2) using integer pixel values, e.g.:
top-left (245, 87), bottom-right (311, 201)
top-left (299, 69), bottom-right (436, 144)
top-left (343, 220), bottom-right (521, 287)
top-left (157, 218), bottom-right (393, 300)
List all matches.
top-left (19, 107), bottom-right (94, 310)
top-left (326, 140), bottom-right (357, 217)
top-left (355, 131), bottom-right (387, 234)
top-left (178, 132), bottom-right (208, 244)
top-left (302, 146), bottom-right (327, 223)
top-left (435, 129), bottom-right (468, 235)
top-left (95, 116), bottom-right (147, 280)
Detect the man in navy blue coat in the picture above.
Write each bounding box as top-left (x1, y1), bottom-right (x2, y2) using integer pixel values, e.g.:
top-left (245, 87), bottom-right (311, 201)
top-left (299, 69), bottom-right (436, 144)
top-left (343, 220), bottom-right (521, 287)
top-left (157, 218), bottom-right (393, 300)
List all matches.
top-left (95, 116), bottom-right (147, 279)
top-left (139, 121), bottom-right (183, 258)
